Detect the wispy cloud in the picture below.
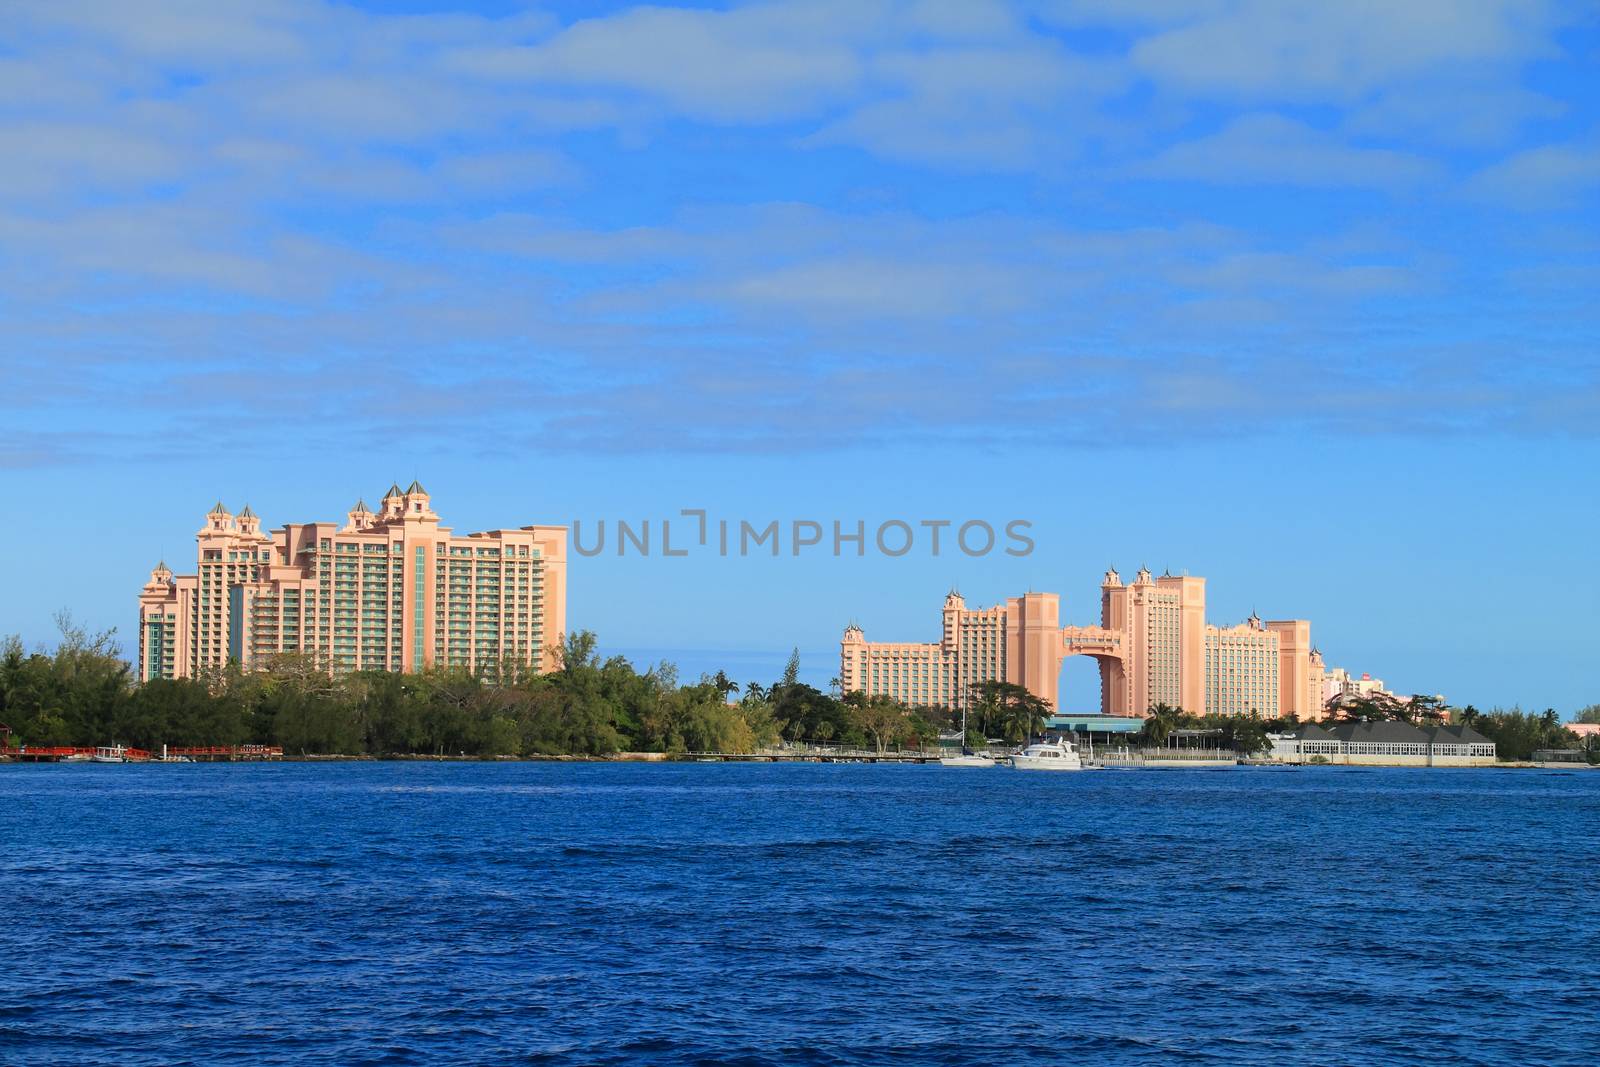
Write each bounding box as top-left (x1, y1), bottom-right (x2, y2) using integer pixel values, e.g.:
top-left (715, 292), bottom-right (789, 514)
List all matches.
top-left (1468, 138), bottom-right (1600, 208)
top-left (0, 0), bottom-right (1595, 468)
top-left (1133, 113), bottom-right (1440, 188)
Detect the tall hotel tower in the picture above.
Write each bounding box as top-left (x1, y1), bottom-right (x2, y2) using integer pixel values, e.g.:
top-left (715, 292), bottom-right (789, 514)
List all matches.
top-left (842, 568), bottom-right (1325, 719)
top-left (137, 483), bottom-right (567, 681)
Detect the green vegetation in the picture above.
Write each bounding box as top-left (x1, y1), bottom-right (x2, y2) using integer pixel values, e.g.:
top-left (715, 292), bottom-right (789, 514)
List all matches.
top-left (0, 621), bottom-right (944, 757)
top-left (1326, 692), bottom-right (1448, 724)
top-left (1325, 695), bottom-right (1589, 763)
top-left (967, 680), bottom-right (1052, 744)
top-left (1135, 703), bottom-right (1273, 755)
top-left (3, 616), bottom-right (1592, 764)
top-left (1466, 706), bottom-right (1588, 763)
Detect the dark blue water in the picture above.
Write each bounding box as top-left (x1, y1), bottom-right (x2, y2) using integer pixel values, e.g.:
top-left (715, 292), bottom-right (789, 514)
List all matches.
top-left (2, 763), bottom-right (1597, 1066)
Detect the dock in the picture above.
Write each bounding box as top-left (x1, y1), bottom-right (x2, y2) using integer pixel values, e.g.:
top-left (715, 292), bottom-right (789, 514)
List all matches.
top-left (682, 748), bottom-right (946, 764)
top-left (0, 744), bottom-right (284, 763)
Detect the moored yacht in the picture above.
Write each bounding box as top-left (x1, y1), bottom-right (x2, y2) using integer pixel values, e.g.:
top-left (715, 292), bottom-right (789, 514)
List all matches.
top-left (939, 749), bottom-right (996, 768)
top-left (1009, 739), bottom-right (1083, 771)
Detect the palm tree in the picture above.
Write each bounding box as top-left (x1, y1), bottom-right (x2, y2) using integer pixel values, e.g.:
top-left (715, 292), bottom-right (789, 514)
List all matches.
top-left (1001, 691), bottom-right (1051, 744)
top-left (966, 680), bottom-right (1048, 742)
top-left (1142, 702), bottom-right (1182, 747)
top-left (968, 680), bottom-right (1003, 739)
top-left (709, 670), bottom-right (739, 702)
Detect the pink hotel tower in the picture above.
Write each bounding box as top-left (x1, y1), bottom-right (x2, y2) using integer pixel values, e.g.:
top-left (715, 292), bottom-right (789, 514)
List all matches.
top-left (137, 483), bottom-right (567, 681)
top-left (842, 568), bottom-right (1327, 719)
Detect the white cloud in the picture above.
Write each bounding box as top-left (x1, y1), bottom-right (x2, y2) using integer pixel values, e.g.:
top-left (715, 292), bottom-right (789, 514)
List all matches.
top-left (0, 120), bottom-right (188, 198)
top-left (434, 149), bottom-right (580, 193)
top-left (719, 255), bottom-right (1039, 318)
top-left (1344, 85), bottom-right (1566, 149)
top-left (804, 42), bottom-right (1125, 166)
top-left (1170, 252), bottom-right (1417, 298)
top-left (1469, 139), bottom-right (1600, 208)
top-left (239, 72), bottom-right (503, 143)
top-left (0, 0), bottom-right (1593, 463)
top-left (11, 0), bottom-right (313, 68)
top-left (1126, 0), bottom-right (1562, 101)
top-left (1134, 113), bottom-right (1438, 188)
top-left (442, 2), bottom-right (874, 123)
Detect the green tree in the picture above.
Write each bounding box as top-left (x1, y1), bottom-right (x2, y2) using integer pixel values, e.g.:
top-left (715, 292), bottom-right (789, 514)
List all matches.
top-left (708, 670), bottom-right (739, 702)
top-left (968, 681), bottom-right (1051, 744)
top-left (1473, 706), bottom-right (1579, 761)
top-left (1404, 694), bottom-right (1447, 724)
top-left (1329, 692), bottom-right (1407, 723)
top-left (844, 692), bottom-right (909, 754)
top-left (1140, 703), bottom-right (1185, 747)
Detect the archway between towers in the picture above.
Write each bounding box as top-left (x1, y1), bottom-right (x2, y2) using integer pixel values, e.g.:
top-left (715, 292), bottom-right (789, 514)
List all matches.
top-left (1007, 593), bottom-right (1129, 716)
top-left (1055, 625), bottom-right (1128, 716)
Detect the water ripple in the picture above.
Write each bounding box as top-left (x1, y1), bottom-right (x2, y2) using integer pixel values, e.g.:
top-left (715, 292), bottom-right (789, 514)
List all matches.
top-left (2, 762), bottom-right (1598, 1066)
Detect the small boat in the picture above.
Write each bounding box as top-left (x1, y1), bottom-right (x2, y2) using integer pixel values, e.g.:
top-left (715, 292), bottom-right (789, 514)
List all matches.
top-left (1010, 739), bottom-right (1083, 771)
top-left (940, 748), bottom-right (996, 768)
top-left (940, 704), bottom-right (996, 767)
top-left (92, 745), bottom-right (127, 763)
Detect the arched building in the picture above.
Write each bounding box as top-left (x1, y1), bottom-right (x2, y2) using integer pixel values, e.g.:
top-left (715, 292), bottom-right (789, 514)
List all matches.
top-left (840, 569), bottom-right (1326, 719)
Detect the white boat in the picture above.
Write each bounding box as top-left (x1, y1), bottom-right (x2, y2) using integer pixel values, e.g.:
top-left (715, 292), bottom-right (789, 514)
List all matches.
top-left (1010, 739), bottom-right (1083, 771)
top-left (939, 703), bottom-right (996, 767)
top-left (92, 745), bottom-right (127, 763)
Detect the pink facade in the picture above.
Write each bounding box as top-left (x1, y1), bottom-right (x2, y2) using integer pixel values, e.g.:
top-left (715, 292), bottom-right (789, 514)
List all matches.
top-left (842, 567), bottom-right (1326, 719)
top-left (1204, 615), bottom-right (1325, 719)
top-left (138, 484), bottom-right (567, 681)
top-left (1322, 668), bottom-right (1408, 706)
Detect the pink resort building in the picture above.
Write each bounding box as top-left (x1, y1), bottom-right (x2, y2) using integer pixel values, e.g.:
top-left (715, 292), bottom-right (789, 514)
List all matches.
top-left (841, 568), bottom-right (1327, 719)
top-left (137, 483), bottom-right (567, 682)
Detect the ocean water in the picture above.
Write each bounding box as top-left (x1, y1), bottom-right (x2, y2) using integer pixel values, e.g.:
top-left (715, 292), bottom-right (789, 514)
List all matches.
top-left (2, 762), bottom-right (1597, 1066)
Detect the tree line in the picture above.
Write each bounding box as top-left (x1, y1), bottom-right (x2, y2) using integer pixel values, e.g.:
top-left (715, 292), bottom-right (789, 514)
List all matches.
top-left (2, 615), bottom-right (1594, 761)
top-left (0, 617), bottom-right (958, 757)
top-left (1322, 691), bottom-right (1592, 762)
top-left (1129, 693), bottom-right (1598, 763)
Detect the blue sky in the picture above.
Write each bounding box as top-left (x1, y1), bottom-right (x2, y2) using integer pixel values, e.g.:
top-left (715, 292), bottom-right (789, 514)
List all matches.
top-left (2, 0), bottom-right (1597, 712)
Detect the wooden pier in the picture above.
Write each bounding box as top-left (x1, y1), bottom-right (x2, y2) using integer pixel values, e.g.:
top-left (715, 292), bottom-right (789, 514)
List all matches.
top-left (0, 746), bottom-right (152, 762)
top-left (0, 744), bottom-right (283, 763)
top-left (680, 748), bottom-right (946, 764)
top-left (165, 745), bottom-right (285, 762)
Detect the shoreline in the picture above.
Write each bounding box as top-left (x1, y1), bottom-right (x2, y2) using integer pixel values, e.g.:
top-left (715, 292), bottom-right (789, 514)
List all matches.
top-left (3, 751), bottom-right (1594, 769)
